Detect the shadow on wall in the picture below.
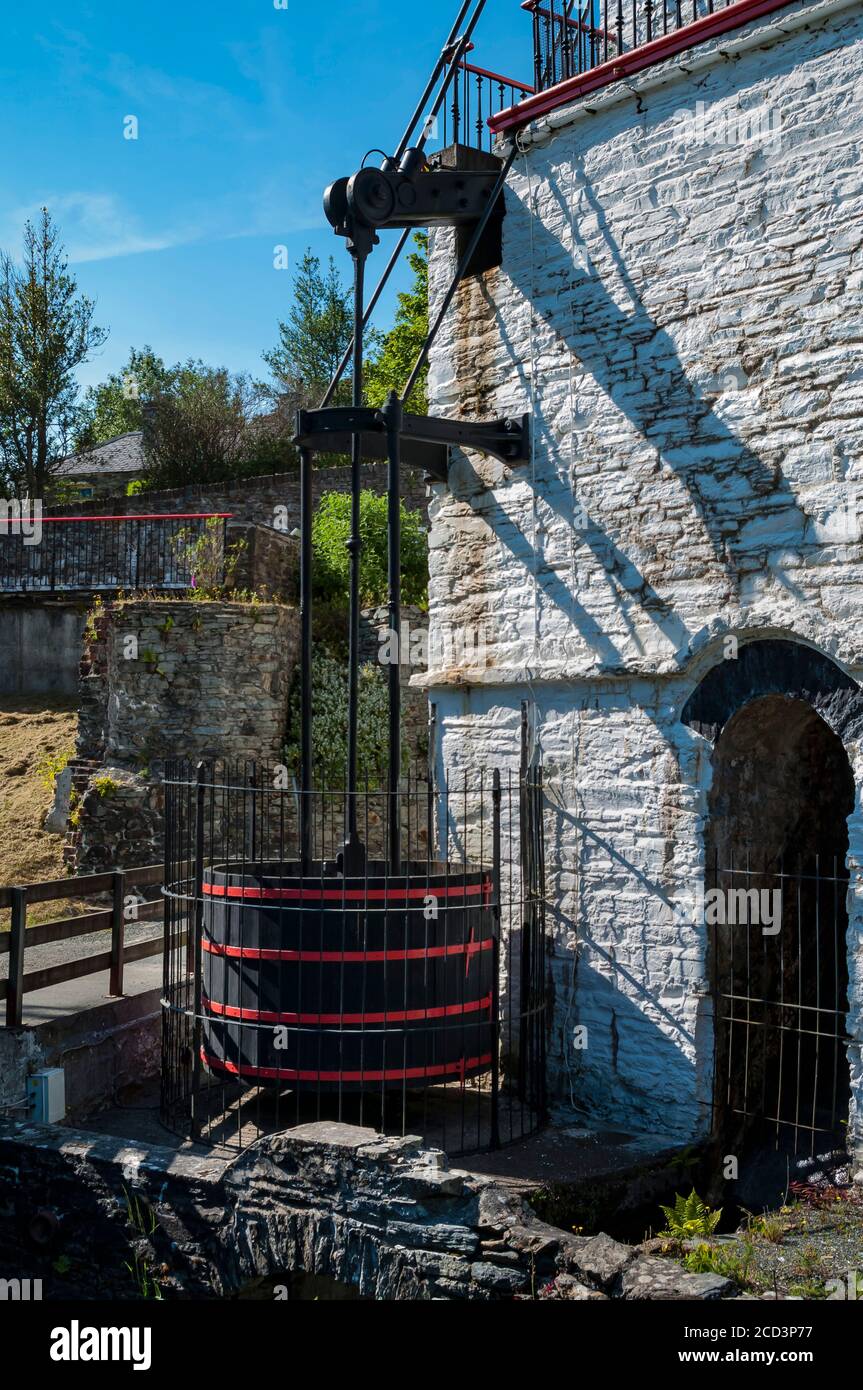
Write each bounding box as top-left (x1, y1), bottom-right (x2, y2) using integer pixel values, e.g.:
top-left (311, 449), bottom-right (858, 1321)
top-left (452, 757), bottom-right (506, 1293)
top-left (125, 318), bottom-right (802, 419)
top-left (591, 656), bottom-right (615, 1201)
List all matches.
top-left (448, 63), bottom-right (860, 669)
top-left (505, 163), bottom-right (812, 590)
top-left (543, 794), bottom-right (710, 1140)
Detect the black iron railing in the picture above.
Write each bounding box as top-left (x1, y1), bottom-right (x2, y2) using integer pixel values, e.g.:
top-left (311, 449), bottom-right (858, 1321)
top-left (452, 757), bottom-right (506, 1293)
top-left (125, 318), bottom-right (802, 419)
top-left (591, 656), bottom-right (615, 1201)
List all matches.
top-left (0, 513), bottom-right (232, 594)
top-left (443, 48), bottom-right (535, 151)
top-left (526, 0), bottom-right (733, 92)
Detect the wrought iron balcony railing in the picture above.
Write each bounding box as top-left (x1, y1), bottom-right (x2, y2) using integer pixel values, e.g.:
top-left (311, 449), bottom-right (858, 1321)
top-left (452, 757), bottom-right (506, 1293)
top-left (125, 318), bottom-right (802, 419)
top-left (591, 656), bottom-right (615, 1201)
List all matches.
top-left (525, 0), bottom-right (739, 93)
top-left (443, 45), bottom-right (536, 152)
top-left (0, 513), bottom-right (232, 595)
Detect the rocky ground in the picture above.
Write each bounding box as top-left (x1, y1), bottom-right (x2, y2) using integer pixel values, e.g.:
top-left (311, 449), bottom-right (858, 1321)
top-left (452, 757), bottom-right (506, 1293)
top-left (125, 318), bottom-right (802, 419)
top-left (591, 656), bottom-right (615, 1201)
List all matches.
top-left (533, 1155), bottom-right (863, 1301)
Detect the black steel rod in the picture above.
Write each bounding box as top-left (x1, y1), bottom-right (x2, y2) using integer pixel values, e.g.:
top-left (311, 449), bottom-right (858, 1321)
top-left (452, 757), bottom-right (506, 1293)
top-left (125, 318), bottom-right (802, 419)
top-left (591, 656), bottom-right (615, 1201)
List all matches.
top-left (319, 0), bottom-right (490, 412)
top-left (394, 0), bottom-right (475, 163)
top-left (343, 250), bottom-right (368, 870)
top-left (190, 762), bottom-right (206, 1141)
top-left (320, 231), bottom-right (410, 409)
top-left (383, 390), bottom-right (403, 873)
top-left (401, 144), bottom-right (517, 405)
top-left (299, 445), bottom-right (313, 872)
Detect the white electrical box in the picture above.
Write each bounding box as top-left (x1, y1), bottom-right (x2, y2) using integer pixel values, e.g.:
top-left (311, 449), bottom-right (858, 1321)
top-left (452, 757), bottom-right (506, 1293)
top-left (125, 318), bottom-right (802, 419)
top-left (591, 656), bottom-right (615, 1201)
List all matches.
top-left (27, 1069), bottom-right (66, 1124)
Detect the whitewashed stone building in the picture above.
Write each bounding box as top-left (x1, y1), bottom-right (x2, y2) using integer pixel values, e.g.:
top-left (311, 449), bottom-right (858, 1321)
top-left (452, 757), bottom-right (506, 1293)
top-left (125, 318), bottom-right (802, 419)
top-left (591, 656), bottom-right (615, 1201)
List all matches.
top-left (425, 0), bottom-right (863, 1158)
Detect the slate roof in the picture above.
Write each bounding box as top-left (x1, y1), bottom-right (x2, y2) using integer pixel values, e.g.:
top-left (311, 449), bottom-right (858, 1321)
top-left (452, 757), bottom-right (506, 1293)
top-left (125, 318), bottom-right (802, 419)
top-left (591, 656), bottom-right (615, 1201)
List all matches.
top-left (57, 432), bottom-right (146, 478)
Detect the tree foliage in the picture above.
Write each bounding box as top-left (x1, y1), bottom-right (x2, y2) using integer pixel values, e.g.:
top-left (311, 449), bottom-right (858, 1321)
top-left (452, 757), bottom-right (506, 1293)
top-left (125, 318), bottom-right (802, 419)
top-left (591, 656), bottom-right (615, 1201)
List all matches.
top-left (364, 234), bottom-right (428, 414)
top-left (75, 347), bottom-right (173, 451)
top-left (140, 362), bottom-right (293, 490)
top-left (313, 489), bottom-right (428, 608)
top-left (263, 250), bottom-right (354, 410)
top-left (285, 653), bottom-right (399, 789)
top-left (0, 209), bottom-right (107, 496)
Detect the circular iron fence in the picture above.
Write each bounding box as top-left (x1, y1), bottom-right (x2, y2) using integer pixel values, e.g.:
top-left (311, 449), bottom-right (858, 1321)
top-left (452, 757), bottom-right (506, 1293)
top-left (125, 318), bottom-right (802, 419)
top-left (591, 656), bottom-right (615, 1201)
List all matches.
top-left (160, 761), bottom-right (548, 1156)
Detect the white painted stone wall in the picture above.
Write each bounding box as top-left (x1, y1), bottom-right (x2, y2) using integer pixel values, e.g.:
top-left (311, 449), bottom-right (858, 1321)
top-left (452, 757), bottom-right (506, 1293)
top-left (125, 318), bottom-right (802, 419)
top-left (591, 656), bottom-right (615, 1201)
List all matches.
top-left (425, 0), bottom-right (863, 1145)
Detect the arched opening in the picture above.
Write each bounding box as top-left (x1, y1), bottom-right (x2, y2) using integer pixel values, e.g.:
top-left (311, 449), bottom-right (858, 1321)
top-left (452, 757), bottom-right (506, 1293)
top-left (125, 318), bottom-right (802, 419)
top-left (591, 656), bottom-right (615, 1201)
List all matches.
top-left (707, 694), bottom-right (854, 1158)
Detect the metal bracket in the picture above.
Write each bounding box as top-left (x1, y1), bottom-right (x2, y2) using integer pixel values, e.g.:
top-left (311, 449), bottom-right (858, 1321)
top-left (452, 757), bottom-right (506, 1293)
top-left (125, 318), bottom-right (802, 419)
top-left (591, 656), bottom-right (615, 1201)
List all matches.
top-left (294, 407), bottom-right (530, 481)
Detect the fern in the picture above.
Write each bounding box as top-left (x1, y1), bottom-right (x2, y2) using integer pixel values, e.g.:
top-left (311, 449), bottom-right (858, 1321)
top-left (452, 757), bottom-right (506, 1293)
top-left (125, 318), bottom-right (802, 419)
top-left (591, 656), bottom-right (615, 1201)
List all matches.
top-left (659, 1189), bottom-right (722, 1239)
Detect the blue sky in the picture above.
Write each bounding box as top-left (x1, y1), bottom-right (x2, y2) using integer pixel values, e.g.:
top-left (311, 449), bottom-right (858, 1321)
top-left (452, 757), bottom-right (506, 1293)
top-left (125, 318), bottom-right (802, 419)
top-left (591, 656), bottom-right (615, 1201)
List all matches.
top-left (0, 0), bottom-right (531, 391)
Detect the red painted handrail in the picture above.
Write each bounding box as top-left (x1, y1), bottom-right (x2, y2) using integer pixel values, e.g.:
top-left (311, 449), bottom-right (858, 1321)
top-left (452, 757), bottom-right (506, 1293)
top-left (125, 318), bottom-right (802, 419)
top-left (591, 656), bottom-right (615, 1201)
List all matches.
top-left (35, 513), bottom-right (235, 524)
top-left (459, 58), bottom-right (536, 94)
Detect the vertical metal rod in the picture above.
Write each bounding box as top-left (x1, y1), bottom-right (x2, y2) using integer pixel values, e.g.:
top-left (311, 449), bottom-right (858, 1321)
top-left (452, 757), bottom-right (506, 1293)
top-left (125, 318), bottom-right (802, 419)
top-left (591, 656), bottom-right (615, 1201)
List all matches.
top-left (383, 390), bottom-right (403, 873)
top-left (109, 869), bottom-right (126, 997)
top-left (490, 768), bottom-right (502, 1149)
top-left (6, 888), bottom-right (27, 1028)
top-left (190, 762), bottom-right (206, 1140)
top-left (300, 443), bottom-right (314, 873)
top-left (343, 249), bottom-right (368, 872)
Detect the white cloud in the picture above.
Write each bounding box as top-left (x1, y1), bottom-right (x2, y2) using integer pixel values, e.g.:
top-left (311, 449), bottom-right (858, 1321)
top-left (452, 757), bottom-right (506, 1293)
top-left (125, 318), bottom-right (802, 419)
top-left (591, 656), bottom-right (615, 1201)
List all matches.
top-left (0, 193), bottom-right (199, 265)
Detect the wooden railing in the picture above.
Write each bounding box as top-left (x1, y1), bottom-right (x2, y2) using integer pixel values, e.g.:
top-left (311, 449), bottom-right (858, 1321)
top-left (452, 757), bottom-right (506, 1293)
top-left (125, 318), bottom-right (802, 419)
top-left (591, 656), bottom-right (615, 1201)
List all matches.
top-left (0, 865), bottom-right (166, 1028)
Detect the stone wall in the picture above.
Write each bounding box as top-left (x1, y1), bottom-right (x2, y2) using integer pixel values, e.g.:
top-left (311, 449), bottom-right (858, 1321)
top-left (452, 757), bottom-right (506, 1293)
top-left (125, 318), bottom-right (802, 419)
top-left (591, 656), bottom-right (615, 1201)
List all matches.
top-left (49, 462), bottom-right (431, 530)
top-left (67, 599), bottom-right (299, 872)
top-left (426, 0), bottom-right (863, 1142)
top-left (0, 1119), bottom-right (733, 1301)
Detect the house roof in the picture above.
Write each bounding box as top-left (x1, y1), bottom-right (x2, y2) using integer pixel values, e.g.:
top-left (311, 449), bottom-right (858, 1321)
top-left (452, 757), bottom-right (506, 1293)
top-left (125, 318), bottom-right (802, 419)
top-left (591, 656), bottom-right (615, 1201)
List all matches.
top-left (57, 431), bottom-right (146, 478)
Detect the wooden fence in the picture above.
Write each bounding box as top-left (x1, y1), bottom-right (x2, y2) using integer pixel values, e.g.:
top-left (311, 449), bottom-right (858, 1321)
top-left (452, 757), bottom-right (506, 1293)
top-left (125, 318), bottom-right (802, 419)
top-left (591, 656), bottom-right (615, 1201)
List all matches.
top-left (0, 865), bottom-right (165, 1028)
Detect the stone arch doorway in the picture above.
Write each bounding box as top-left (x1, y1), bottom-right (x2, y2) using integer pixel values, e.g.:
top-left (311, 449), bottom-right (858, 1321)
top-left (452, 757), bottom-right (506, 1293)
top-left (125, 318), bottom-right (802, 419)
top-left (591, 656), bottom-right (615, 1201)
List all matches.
top-left (682, 640), bottom-right (862, 1157)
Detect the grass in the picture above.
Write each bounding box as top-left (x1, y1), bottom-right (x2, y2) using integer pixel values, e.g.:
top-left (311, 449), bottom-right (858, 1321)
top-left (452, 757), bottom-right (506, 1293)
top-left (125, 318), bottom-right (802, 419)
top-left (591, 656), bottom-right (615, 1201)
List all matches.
top-left (0, 697), bottom-right (97, 929)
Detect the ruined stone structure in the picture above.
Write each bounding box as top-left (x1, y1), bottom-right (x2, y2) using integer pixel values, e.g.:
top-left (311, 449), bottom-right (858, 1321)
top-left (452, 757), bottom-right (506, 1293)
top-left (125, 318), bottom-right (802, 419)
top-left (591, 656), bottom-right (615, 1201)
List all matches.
top-left (425, 0), bottom-right (863, 1155)
top-left (49, 462), bottom-right (431, 532)
top-left (67, 599), bottom-right (299, 871)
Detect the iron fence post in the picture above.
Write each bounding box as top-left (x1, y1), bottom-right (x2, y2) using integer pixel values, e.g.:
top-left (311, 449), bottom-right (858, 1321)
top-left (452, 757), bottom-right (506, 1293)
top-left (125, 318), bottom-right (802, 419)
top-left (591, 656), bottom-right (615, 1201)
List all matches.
top-left (6, 888), bottom-right (27, 1028)
top-left (109, 869), bottom-right (126, 997)
top-left (190, 762), bottom-right (206, 1140)
top-left (490, 769), bottom-right (502, 1150)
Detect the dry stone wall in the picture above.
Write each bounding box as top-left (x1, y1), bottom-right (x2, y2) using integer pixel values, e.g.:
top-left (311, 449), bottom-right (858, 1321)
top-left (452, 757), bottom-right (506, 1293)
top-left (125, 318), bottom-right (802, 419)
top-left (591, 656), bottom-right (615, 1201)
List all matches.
top-left (50, 462), bottom-right (431, 531)
top-left (67, 599), bottom-right (299, 872)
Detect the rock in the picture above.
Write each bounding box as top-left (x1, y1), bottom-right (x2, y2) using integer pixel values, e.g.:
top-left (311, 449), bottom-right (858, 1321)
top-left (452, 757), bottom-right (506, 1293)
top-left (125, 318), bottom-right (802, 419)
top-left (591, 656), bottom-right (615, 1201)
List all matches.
top-left (44, 766), bottom-right (72, 834)
top-left (469, 1261), bottom-right (530, 1294)
top-left (570, 1231), bottom-right (637, 1291)
top-left (477, 1186), bottom-right (524, 1233)
top-left (537, 1273), bottom-right (608, 1301)
top-left (621, 1256), bottom-right (733, 1301)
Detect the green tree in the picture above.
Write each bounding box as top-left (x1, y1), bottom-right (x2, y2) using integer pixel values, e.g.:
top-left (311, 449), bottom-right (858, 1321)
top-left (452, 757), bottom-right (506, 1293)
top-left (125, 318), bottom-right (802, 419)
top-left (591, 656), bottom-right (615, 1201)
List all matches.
top-left (313, 489), bottom-right (428, 608)
top-left (365, 233), bottom-right (428, 414)
top-left (74, 347), bottom-right (173, 450)
top-left (285, 654), bottom-right (402, 789)
top-left (263, 250), bottom-right (355, 409)
top-left (0, 209), bottom-right (107, 496)
top-left (141, 363), bottom-right (283, 490)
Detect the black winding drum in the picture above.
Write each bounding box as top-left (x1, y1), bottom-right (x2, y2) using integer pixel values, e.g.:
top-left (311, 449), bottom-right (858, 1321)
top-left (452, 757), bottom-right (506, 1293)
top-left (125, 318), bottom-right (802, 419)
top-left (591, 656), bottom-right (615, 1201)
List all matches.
top-left (201, 862), bottom-right (495, 1089)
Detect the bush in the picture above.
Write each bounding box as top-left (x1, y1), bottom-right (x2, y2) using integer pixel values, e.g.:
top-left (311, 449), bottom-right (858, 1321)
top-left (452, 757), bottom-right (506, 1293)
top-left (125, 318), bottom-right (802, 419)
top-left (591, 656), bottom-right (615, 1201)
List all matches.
top-left (313, 490), bottom-right (428, 608)
top-left (285, 654), bottom-right (407, 788)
